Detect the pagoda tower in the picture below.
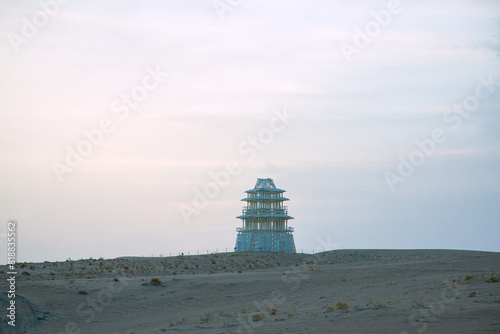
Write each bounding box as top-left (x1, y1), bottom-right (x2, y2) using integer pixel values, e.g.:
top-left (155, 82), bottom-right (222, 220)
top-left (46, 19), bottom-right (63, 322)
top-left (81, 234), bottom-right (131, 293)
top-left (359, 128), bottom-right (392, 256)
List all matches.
top-left (234, 178), bottom-right (296, 253)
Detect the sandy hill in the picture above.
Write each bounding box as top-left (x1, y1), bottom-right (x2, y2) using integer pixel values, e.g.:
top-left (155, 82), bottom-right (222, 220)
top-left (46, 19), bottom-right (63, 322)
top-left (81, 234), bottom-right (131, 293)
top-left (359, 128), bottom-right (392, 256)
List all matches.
top-left (0, 249), bottom-right (499, 333)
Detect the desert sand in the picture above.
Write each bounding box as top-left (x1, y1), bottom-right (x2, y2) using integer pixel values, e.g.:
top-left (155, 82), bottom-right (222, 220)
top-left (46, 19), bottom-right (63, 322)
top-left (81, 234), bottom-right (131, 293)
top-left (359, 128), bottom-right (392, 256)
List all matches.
top-left (1, 249), bottom-right (499, 334)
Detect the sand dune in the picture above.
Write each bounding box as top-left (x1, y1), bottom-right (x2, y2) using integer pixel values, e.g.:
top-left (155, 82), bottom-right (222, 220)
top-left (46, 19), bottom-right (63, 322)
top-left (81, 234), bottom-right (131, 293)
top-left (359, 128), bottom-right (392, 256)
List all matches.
top-left (1, 250), bottom-right (499, 333)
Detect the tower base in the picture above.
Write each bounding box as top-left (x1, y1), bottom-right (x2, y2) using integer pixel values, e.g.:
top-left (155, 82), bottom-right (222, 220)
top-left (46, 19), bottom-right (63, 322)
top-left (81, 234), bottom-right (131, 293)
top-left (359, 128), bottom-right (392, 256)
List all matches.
top-left (235, 231), bottom-right (296, 253)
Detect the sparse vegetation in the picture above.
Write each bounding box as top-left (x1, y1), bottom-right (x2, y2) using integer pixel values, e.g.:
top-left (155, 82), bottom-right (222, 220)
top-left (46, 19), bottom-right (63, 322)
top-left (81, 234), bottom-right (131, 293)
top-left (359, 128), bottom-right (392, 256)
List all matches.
top-left (252, 313), bottom-right (265, 322)
top-left (369, 299), bottom-right (387, 309)
top-left (150, 278), bottom-right (162, 286)
top-left (487, 273), bottom-right (499, 283)
top-left (336, 302), bottom-right (349, 313)
top-left (412, 297), bottom-right (425, 308)
top-left (465, 274), bottom-right (476, 282)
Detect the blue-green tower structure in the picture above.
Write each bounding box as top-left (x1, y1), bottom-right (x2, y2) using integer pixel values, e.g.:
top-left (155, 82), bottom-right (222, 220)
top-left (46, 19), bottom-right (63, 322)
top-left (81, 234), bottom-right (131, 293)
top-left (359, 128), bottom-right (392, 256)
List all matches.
top-left (235, 178), bottom-right (296, 253)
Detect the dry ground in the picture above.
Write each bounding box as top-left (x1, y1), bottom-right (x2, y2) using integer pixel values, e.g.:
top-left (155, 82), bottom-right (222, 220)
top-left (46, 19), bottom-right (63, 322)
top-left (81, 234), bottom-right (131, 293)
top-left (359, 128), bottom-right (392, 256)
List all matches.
top-left (1, 249), bottom-right (499, 333)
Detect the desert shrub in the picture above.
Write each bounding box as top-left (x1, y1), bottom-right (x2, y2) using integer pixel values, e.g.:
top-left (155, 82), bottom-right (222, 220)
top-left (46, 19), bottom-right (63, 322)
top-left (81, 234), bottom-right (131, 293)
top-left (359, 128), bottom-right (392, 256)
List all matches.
top-left (252, 313), bottom-right (265, 322)
top-left (468, 291), bottom-right (477, 297)
top-left (336, 302), bottom-right (349, 313)
top-left (113, 277), bottom-right (119, 282)
top-left (369, 299), bottom-right (386, 309)
top-left (267, 308), bottom-right (277, 315)
top-left (151, 278), bottom-right (162, 286)
top-left (412, 297), bottom-right (425, 308)
top-left (488, 273), bottom-right (499, 283)
top-left (465, 274), bottom-right (475, 282)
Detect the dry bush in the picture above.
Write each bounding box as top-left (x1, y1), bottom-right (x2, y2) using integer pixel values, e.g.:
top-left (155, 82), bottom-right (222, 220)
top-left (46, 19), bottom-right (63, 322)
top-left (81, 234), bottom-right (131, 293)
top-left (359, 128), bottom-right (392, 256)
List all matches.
top-left (487, 273), bottom-right (499, 283)
top-left (336, 302), bottom-right (349, 313)
top-left (412, 297), bottom-right (425, 308)
top-left (252, 313), bottom-right (265, 322)
top-left (369, 299), bottom-right (386, 309)
top-left (465, 274), bottom-right (476, 282)
top-left (267, 308), bottom-right (278, 315)
top-left (150, 278), bottom-right (162, 286)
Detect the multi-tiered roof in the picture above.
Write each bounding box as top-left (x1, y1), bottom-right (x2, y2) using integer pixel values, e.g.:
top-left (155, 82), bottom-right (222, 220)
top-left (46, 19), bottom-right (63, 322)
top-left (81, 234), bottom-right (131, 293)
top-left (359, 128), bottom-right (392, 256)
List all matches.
top-left (235, 178), bottom-right (296, 253)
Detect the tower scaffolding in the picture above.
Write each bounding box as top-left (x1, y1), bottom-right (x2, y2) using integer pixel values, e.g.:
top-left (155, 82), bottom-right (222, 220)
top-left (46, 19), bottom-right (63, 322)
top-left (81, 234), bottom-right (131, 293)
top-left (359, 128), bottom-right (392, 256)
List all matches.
top-left (234, 178), bottom-right (296, 253)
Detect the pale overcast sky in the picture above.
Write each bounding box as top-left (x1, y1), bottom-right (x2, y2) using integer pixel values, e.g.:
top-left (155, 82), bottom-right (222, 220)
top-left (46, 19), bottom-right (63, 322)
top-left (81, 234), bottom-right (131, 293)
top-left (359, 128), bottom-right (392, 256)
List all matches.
top-left (1, 0), bottom-right (499, 263)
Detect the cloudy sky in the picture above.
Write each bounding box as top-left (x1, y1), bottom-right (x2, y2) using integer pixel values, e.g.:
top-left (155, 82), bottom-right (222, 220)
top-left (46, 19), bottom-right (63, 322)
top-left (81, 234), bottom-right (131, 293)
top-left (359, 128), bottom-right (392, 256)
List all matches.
top-left (1, 0), bottom-right (499, 263)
